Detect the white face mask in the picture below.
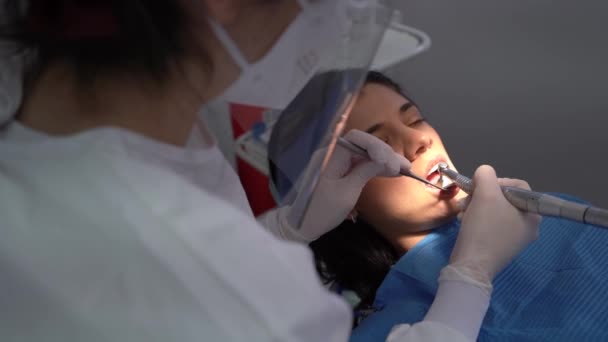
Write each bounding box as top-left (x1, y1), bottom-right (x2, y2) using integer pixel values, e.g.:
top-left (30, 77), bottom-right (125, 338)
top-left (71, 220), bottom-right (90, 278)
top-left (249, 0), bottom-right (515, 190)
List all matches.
top-left (208, 0), bottom-right (393, 226)
top-left (208, 0), bottom-right (380, 110)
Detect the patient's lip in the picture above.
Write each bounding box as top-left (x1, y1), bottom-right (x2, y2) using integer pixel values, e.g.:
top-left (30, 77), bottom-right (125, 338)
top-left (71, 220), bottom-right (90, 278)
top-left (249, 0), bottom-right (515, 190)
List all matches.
top-left (419, 155), bottom-right (460, 199)
top-left (438, 184), bottom-right (460, 199)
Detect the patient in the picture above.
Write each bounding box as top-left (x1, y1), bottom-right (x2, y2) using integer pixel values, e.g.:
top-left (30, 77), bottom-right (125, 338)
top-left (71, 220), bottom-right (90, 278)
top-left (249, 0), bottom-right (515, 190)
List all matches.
top-left (307, 72), bottom-right (608, 341)
top-left (310, 71), bottom-right (467, 308)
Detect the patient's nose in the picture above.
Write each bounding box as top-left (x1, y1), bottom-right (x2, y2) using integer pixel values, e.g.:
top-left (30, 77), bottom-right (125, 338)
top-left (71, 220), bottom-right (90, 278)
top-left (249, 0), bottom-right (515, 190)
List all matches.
top-left (402, 128), bottom-right (433, 161)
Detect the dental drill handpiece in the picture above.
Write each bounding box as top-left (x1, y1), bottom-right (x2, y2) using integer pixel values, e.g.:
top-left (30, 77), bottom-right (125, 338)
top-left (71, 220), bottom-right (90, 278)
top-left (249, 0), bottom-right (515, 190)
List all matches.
top-left (437, 163), bottom-right (608, 229)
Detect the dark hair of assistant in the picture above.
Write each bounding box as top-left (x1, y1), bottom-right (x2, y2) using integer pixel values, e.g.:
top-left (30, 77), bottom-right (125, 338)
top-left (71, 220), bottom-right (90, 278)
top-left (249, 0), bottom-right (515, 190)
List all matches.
top-left (0, 0), bottom-right (198, 84)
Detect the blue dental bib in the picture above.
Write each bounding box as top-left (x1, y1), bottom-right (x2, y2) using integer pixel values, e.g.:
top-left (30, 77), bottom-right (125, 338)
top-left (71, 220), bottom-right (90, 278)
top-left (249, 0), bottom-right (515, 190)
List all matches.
top-left (351, 194), bottom-right (608, 341)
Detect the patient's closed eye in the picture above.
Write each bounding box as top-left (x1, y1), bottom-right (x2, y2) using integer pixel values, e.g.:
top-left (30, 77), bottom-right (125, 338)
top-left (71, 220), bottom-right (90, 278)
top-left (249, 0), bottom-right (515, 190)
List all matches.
top-left (399, 102), bottom-right (425, 127)
top-left (408, 117), bottom-right (426, 126)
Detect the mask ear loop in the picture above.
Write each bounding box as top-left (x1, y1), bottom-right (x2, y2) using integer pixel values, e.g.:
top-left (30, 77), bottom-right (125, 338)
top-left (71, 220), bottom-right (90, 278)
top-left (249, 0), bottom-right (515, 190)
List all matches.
top-left (206, 18), bottom-right (249, 70)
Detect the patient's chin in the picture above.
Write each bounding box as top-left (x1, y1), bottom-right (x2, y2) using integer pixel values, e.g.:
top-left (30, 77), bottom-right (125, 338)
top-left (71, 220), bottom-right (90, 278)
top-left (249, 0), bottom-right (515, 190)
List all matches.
top-left (402, 212), bottom-right (459, 234)
top-left (424, 208), bottom-right (459, 230)
top-left (433, 198), bottom-right (461, 216)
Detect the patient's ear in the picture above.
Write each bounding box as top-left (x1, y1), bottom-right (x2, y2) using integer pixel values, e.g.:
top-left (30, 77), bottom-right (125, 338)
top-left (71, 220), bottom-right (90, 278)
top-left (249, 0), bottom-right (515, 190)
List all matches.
top-left (348, 209), bottom-right (359, 223)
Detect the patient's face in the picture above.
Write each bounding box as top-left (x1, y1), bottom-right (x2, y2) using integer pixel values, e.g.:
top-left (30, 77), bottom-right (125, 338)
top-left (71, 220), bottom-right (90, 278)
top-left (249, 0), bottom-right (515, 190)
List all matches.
top-left (345, 83), bottom-right (466, 242)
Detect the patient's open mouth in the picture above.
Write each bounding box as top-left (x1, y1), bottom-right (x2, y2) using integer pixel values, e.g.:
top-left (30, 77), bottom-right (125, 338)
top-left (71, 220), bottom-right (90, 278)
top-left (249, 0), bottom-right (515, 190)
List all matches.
top-left (425, 160), bottom-right (459, 198)
top-left (426, 164), bottom-right (442, 184)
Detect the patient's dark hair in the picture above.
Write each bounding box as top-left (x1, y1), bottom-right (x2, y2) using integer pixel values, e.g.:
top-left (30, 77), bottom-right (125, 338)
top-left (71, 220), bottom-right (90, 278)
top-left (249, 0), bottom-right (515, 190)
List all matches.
top-left (0, 0), bottom-right (197, 84)
top-left (310, 218), bottom-right (398, 311)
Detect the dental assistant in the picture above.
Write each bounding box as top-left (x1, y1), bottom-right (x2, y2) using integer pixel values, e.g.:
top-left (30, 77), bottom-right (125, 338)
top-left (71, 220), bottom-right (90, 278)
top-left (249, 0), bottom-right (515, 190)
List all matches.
top-left (0, 1), bottom-right (540, 341)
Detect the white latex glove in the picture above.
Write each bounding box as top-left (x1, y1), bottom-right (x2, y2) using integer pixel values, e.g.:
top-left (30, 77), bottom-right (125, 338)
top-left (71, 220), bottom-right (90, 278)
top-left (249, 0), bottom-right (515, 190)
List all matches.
top-left (446, 165), bottom-right (541, 294)
top-left (261, 129), bottom-right (411, 243)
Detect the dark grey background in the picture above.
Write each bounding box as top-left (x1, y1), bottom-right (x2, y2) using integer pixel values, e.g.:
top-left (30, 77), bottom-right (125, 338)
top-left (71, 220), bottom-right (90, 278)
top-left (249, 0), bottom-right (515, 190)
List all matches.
top-left (386, 0), bottom-right (608, 206)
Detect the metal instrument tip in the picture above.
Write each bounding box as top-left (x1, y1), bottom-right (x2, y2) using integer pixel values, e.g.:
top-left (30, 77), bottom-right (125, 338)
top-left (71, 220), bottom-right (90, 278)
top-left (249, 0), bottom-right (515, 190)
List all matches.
top-left (438, 163), bottom-right (449, 184)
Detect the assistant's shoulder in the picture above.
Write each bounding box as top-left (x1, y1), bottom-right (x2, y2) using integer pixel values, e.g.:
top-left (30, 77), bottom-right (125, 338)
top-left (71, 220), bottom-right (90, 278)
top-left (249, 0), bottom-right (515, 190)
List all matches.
top-left (0, 145), bottom-right (353, 341)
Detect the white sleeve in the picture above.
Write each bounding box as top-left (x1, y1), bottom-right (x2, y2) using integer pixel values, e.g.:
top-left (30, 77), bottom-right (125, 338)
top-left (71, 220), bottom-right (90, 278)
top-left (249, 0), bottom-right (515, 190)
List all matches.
top-left (257, 206), bottom-right (309, 243)
top-left (1, 160), bottom-right (355, 341)
top-left (131, 181), bottom-right (355, 341)
top-left (386, 279), bottom-right (490, 342)
top-left (257, 207), bottom-right (285, 238)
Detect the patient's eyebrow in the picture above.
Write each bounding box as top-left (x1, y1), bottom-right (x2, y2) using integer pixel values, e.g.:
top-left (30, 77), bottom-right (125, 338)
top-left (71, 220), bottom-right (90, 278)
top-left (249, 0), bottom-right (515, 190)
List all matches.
top-left (365, 102), bottom-right (415, 134)
top-left (400, 102), bottom-right (414, 114)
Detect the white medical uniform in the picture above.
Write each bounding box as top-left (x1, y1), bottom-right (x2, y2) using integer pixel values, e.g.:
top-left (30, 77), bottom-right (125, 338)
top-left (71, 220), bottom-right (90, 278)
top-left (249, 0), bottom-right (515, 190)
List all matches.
top-left (0, 121), bottom-right (470, 341)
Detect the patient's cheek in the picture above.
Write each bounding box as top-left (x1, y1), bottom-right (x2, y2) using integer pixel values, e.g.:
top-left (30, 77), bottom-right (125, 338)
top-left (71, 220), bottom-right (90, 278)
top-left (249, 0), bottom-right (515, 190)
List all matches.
top-left (358, 181), bottom-right (402, 218)
top-left (359, 179), bottom-right (391, 204)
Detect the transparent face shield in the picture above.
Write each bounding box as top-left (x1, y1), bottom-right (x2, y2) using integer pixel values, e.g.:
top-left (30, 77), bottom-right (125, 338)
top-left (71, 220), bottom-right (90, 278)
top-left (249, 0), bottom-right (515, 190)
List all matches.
top-left (266, 70), bottom-right (368, 228)
top-left (221, 0), bottom-right (403, 228)
top-left (266, 2), bottom-right (397, 229)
